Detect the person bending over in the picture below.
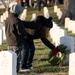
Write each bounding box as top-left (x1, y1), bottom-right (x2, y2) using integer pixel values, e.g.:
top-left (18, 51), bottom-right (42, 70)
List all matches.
top-left (20, 15), bottom-right (59, 72)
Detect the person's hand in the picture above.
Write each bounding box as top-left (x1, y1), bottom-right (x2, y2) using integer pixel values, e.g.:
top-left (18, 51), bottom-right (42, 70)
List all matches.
top-left (52, 46), bottom-right (59, 56)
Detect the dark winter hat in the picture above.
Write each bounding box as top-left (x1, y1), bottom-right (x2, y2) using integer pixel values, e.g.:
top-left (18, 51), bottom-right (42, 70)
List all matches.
top-left (10, 4), bottom-right (23, 15)
top-left (36, 15), bottom-right (53, 28)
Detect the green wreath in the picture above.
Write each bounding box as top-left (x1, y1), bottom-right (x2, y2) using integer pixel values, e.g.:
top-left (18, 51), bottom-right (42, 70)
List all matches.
top-left (48, 44), bottom-right (70, 66)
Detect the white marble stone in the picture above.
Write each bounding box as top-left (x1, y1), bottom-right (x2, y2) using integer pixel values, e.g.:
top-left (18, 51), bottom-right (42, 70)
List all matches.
top-left (71, 21), bottom-right (75, 34)
top-left (31, 13), bottom-right (37, 21)
top-left (69, 53), bottom-right (75, 75)
top-left (0, 29), bottom-right (3, 45)
top-left (1, 15), bottom-right (4, 22)
top-left (68, 20), bottom-right (73, 31)
top-left (0, 50), bottom-right (17, 75)
top-left (60, 36), bottom-right (74, 65)
top-left (3, 26), bottom-right (6, 40)
top-left (3, 12), bottom-right (6, 21)
top-left (54, 5), bottom-right (58, 13)
top-left (43, 7), bottom-right (50, 19)
top-left (5, 11), bottom-right (8, 18)
top-left (65, 17), bottom-right (70, 28)
top-left (20, 9), bottom-right (27, 20)
top-left (60, 36), bottom-right (74, 53)
top-left (57, 10), bottom-right (63, 19)
top-left (55, 29), bottom-right (67, 46)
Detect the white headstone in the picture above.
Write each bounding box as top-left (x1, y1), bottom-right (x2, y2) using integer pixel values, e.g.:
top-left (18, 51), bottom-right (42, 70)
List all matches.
top-left (3, 12), bottom-right (6, 20)
top-left (43, 7), bottom-right (50, 19)
top-left (5, 11), bottom-right (8, 18)
top-left (20, 9), bottom-right (27, 20)
top-left (0, 29), bottom-right (3, 45)
top-left (57, 10), bottom-right (63, 19)
top-left (55, 29), bottom-right (67, 46)
top-left (65, 17), bottom-right (70, 28)
top-left (0, 50), bottom-right (17, 75)
top-left (31, 13), bottom-right (37, 21)
top-left (68, 20), bottom-right (73, 31)
top-left (71, 21), bottom-right (75, 34)
top-left (3, 26), bottom-right (6, 40)
top-left (69, 53), bottom-right (75, 75)
top-left (60, 36), bottom-right (74, 65)
top-left (60, 36), bottom-right (74, 53)
top-left (54, 5), bottom-right (58, 13)
top-left (1, 15), bottom-right (4, 22)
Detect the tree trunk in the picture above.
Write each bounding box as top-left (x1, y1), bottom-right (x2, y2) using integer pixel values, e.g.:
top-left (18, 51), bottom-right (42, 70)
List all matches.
top-left (59, 0), bottom-right (75, 24)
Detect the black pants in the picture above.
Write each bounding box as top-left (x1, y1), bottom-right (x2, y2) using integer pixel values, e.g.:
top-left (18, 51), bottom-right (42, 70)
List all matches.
top-left (21, 40), bottom-right (35, 69)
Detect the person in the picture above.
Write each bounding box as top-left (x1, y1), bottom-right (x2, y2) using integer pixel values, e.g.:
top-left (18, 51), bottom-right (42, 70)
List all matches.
top-left (5, 4), bottom-right (26, 72)
top-left (34, 0), bottom-right (46, 11)
top-left (5, 4), bottom-right (40, 72)
top-left (20, 15), bottom-right (59, 72)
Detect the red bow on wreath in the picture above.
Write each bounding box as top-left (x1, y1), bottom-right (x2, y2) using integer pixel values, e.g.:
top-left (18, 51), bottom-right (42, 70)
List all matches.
top-left (52, 46), bottom-right (59, 56)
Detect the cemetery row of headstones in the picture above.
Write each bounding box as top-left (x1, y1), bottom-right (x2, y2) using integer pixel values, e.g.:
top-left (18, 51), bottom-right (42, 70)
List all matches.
top-left (0, 4), bottom-right (75, 75)
top-left (53, 5), bottom-right (75, 75)
top-left (65, 17), bottom-right (75, 34)
top-left (54, 5), bottom-right (63, 19)
top-left (49, 21), bottom-right (74, 53)
top-left (54, 5), bottom-right (75, 34)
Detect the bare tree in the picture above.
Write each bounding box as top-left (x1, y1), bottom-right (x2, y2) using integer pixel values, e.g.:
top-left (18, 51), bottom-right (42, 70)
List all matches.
top-left (59, 0), bottom-right (75, 24)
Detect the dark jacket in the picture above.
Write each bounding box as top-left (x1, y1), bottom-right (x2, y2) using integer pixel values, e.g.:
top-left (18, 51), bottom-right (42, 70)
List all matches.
top-left (22, 21), bottom-right (55, 50)
top-left (5, 13), bottom-right (41, 46)
top-left (5, 13), bottom-right (27, 46)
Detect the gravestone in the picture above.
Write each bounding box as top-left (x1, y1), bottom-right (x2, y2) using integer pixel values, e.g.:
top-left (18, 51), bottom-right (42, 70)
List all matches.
top-left (60, 36), bottom-right (74, 65)
top-left (0, 29), bottom-right (3, 45)
top-left (3, 12), bottom-right (6, 21)
top-left (65, 17), bottom-right (70, 28)
top-left (60, 36), bottom-right (74, 53)
top-left (55, 29), bottom-right (67, 46)
top-left (67, 20), bottom-right (73, 31)
top-left (0, 50), bottom-right (17, 75)
top-left (43, 7), bottom-right (50, 19)
top-left (31, 13), bottom-right (37, 21)
top-left (57, 10), bottom-right (62, 19)
top-left (5, 11), bottom-right (8, 18)
top-left (20, 9), bottom-right (27, 20)
top-left (3, 26), bottom-right (6, 40)
top-left (69, 53), bottom-right (75, 75)
top-left (54, 5), bottom-right (58, 13)
top-left (1, 15), bottom-right (4, 22)
top-left (72, 21), bottom-right (75, 34)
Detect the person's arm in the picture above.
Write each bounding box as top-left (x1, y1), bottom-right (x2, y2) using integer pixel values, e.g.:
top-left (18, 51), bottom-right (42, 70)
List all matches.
top-left (41, 37), bottom-right (60, 56)
top-left (15, 19), bottom-right (27, 38)
top-left (41, 37), bottom-right (55, 50)
top-left (22, 21), bottom-right (41, 29)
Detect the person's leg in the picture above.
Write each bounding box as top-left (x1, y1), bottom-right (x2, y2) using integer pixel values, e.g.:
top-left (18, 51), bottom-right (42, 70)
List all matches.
top-left (20, 40), bottom-right (30, 69)
top-left (20, 0), bottom-right (24, 7)
top-left (37, 0), bottom-right (41, 11)
top-left (25, 0), bottom-right (30, 7)
top-left (42, 0), bottom-right (46, 6)
top-left (27, 41), bottom-right (35, 68)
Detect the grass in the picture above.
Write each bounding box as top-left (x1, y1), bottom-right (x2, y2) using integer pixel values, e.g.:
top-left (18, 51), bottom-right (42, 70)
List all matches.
top-left (0, 4), bottom-right (72, 75)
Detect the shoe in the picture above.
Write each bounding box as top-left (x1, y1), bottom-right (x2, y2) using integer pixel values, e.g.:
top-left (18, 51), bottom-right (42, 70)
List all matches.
top-left (27, 64), bottom-right (33, 69)
top-left (20, 67), bottom-right (30, 72)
